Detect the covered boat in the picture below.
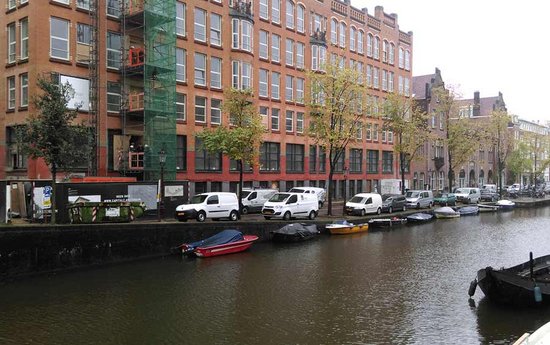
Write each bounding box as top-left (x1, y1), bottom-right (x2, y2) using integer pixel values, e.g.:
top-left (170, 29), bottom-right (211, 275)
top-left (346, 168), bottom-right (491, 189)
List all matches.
top-left (271, 223), bottom-right (319, 242)
top-left (325, 220), bottom-right (369, 235)
top-left (368, 217), bottom-right (407, 229)
top-left (496, 199), bottom-right (516, 210)
top-left (478, 204), bottom-right (499, 212)
top-left (434, 206), bottom-right (460, 219)
top-left (177, 229), bottom-right (258, 257)
top-left (470, 252), bottom-right (550, 307)
top-left (457, 205), bottom-right (479, 216)
top-left (406, 212), bottom-right (434, 223)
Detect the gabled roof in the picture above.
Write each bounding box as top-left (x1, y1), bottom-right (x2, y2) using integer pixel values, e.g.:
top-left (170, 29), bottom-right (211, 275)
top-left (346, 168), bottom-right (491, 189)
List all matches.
top-left (412, 74), bottom-right (435, 100)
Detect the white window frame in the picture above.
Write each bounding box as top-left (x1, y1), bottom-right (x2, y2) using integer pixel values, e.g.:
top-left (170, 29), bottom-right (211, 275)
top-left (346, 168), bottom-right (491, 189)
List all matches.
top-left (296, 5), bottom-right (305, 33)
top-left (210, 99), bottom-right (222, 125)
top-left (367, 33), bottom-right (373, 57)
top-left (194, 8), bottom-right (207, 42)
top-left (106, 0), bottom-right (120, 17)
top-left (194, 53), bottom-right (207, 86)
top-left (339, 22), bottom-right (346, 48)
top-left (210, 56), bottom-right (222, 89)
top-left (388, 72), bottom-right (394, 92)
top-left (259, 0), bottom-right (269, 19)
top-left (20, 18), bottom-right (29, 60)
top-left (285, 110), bottom-right (294, 133)
top-left (285, 38), bottom-right (294, 66)
top-left (285, 75), bottom-right (294, 102)
top-left (195, 96), bottom-right (206, 123)
top-left (350, 26), bottom-right (356, 51)
top-left (232, 61), bottom-right (240, 88)
top-left (357, 30), bottom-right (364, 54)
top-left (271, 34), bottom-right (280, 63)
top-left (373, 67), bottom-right (379, 89)
top-left (373, 36), bottom-right (380, 59)
top-left (271, 108), bottom-right (280, 131)
top-left (296, 42), bottom-right (304, 69)
top-left (259, 69), bottom-right (269, 97)
top-left (231, 18), bottom-right (239, 49)
top-left (405, 50), bottom-right (411, 70)
top-left (271, 71), bottom-right (280, 100)
top-left (20, 73), bottom-right (28, 107)
top-left (296, 77), bottom-right (304, 103)
top-left (399, 47), bottom-right (404, 68)
top-left (296, 112), bottom-right (304, 133)
top-left (311, 45), bottom-right (318, 71)
top-left (242, 62), bottom-right (252, 89)
top-left (7, 0), bottom-right (16, 10)
top-left (259, 30), bottom-right (269, 59)
top-left (50, 17), bottom-right (70, 60)
top-left (241, 21), bottom-right (252, 52)
top-left (7, 76), bottom-right (16, 110)
top-left (176, 48), bottom-right (186, 82)
top-left (176, 93), bottom-right (187, 120)
top-left (389, 43), bottom-right (395, 64)
top-left (330, 19), bottom-right (337, 45)
top-left (286, 0), bottom-right (294, 29)
top-left (210, 13), bottom-right (222, 46)
top-left (176, 2), bottom-right (186, 37)
top-left (106, 31), bottom-right (121, 69)
top-left (272, 0), bottom-right (280, 24)
top-left (7, 23), bottom-right (16, 63)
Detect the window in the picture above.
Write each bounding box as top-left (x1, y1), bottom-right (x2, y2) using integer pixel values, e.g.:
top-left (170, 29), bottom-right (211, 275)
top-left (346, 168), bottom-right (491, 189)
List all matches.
top-left (7, 0), bottom-right (16, 10)
top-left (77, 23), bottom-right (91, 45)
top-left (106, 31), bottom-right (121, 69)
top-left (350, 149), bottom-right (362, 173)
top-left (7, 77), bottom-right (15, 110)
top-left (405, 50), bottom-right (411, 70)
top-left (357, 30), bottom-right (364, 54)
top-left (230, 61), bottom-right (252, 90)
top-left (373, 124), bottom-right (379, 141)
top-left (285, 110), bottom-right (293, 132)
top-left (259, 30), bottom-right (269, 59)
top-left (7, 23), bottom-right (16, 64)
top-left (319, 147), bottom-right (326, 172)
top-left (176, 135), bottom-right (187, 170)
top-left (242, 62), bottom-right (251, 89)
top-left (210, 56), bottom-right (221, 89)
top-left (389, 43), bottom-right (395, 64)
top-left (296, 78), bottom-right (304, 103)
top-left (271, 34), bottom-right (280, 62)
top-left (373, 67), bottom-right (379, 89)
top-left (388, 72), bottom-right (394, 92)
top-left (259, 0), bottom-right (269, 19)
top-left (382, 40), bottom-right (388, 62)
top-left (330, 19), bottom-right (337, 45)
top-left (107, 0), bottom-right (120, 17)
top-left (366, 65), bottom-right (372, 87)
top-left (194, 8), bottom-right (207, 42)
top-left (311, 45), bottom-right (318, 71)
top-left (106, 82), bottom-right (121, 113)
top-left (311, 13), bottom-right (322, 34)
top-left (285, 75), bottom-right (294, 102)
top-left (296, 42), bottom-right (304, 69)
top-left (271, 108), bottom-right (280, 131)
top-left (382, 151), bottom-right (393, 173)
top-left (50, 17), bottom-right (69, 60)
top-left (286, 0), bottom-right (294, 29)
top-left (241, 21), bottom-right (252, 52)
top-left (296, 112), bottom-right (304, 133)
top-left (272, 0), bottom-right (280, 24)
top-left (194, 53), bottom-right (207, 86)
top-left (260, 142), bottom-right (280, 171)
top-left (176, 93), bottom-right (186, 120)
top-left (309, 146), bottom-right (317, 172)
top-left (382, 70), bottom-right (388, 91)
top-left (355, 121), bottom-right (362, 139)
top-left (366, 123), bottom-right (372, 140)
top-left (176, 2), bottom-right (186, 36)
top-left (367, 150), bottom-right (378, 173)
top-left (388, 130), bottom-right (393, 143)
top-left (286, 144), bottom-right (304, 172)
top-left (399, 47), bottom-right (404, 68)
top-left (195, 138), bottom-right (222, 171)
top-left (195, 96), bottom-right (206, 123)
top-left (176, 48), bottom-right (186, 82)
top-left (77, 0), bottom-right (91, 10)
top-left (285, 38), bottom-right (294, 66)
top-left (373, 36), bottom-right (380, 59)
top-left (211, 99), bottom-right (222, 125)
top-left (20, 73), bottom-right (28, 107)
top-left (259, 106), bottom-right (269, 129)
top-left (20, 18), bottom-right (28, 60)
top-left (350, 26), bottom-right (356, 51)
top-left (367, 33), bottom-right (373, 57)
top-left (259, 69), bottom-right (269, 97)
top-left (271, 72), bottom-right (280, 99)
top-left (210, 13), bottom-right (222, 46)
top-left (339, 22), bottom-right (346, 47)
top-left (297, 5), bottom-right (305, 33)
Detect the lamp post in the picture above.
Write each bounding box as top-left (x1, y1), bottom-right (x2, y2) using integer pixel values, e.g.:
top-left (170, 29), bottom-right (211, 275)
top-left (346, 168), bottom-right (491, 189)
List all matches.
top-left (342, 165), bottom-right (348, 216)
top-left (157, 147), bottom-right (166, 222)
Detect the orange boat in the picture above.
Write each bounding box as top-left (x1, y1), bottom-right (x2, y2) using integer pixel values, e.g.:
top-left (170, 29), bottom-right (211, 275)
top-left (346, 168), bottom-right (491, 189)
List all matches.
top-left (325, 220), bottom-right (369, 235)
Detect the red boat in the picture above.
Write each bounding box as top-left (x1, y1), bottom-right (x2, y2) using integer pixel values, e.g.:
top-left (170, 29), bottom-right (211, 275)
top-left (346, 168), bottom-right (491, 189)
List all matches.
top-left (178, 230), bottom-right (258, 258)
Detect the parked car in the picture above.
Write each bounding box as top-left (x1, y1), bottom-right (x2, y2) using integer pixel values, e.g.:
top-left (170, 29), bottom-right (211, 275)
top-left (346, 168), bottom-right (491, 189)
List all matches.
top-left (288, 187), bottom-right (327, 208)
top-left (405, 190), bottom-right (434, 209)
top-left (240, 188), bottom-right (278, 214)
top-left (345, 193), bottom-right (383, 216)
top-left (434, 193), bottom-right (456, 206)
top-left (262, 192), bottom-right (318, 220)
top-left (381, 194), bottom-right (407, 213)
top-left (507, 183), bottom-right (520, 193)
top-left (480, 186), bottom-right (498, 202)
top-left (454, 187), bottom-right (481, 204)
top-left (175, 192), bottom-right (240, 222)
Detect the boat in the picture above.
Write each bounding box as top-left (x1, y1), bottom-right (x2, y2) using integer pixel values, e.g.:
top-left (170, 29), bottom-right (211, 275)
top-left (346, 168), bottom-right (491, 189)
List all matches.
top-left (177, 229), bottom-right (258, 257)
top-left (470, 252), bottom-right (550, 307)
top-left (513, 320), bottom-right (550, 345)
top-left (496, 199), bottom-right (516, 210)
top-left (271, 223), bottom-right (319, 242)
top-left (434, 206), bottom-right (460, 219)
top-left (406, 212), bottom-right (434, 223)
top-left (368, 217), bottom-right (407, 229)
top-left (325, 219), bottom-right (369, 235)
top-left (457, 205), bottom-right (479, 216)
top-left (478, 204), bottom-right (499, 212)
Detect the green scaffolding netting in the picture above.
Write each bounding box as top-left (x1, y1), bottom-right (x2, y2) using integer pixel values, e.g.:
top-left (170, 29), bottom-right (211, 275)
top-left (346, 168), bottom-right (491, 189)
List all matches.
top-left (143, 0), bottom-right (176, 181)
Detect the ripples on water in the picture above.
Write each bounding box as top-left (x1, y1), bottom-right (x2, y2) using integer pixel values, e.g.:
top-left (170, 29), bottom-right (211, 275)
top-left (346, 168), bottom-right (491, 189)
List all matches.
top-left (0, 207), bottom-right (549, 345)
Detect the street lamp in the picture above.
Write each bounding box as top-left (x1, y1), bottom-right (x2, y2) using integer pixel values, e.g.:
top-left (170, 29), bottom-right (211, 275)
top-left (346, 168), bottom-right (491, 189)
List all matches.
top-left (342, 165), bottom-right (349, 215)
top-left (157, 147), bottom-right (167, 222)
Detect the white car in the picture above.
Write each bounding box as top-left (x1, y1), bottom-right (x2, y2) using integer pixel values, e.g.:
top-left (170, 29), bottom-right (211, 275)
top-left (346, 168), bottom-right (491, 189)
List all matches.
top-left (262, 192), bottom-right (318, 220)
top-left (175, 192), bottom-right (240, 222)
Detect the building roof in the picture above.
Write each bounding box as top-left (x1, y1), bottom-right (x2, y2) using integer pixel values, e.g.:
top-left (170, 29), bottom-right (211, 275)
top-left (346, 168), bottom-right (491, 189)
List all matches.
top-left (412, 74), bottom-right (435, 100)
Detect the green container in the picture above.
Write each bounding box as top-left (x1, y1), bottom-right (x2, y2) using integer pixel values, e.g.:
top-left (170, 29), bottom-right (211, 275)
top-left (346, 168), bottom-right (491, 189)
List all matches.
top-left (68, 201), bottom-right (146, 224)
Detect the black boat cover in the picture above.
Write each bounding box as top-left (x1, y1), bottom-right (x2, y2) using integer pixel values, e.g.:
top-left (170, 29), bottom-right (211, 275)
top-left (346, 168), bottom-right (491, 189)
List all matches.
top-left (272, 223), bottom-right (318, 236)
top-left (186, 229), bottom-right (244, 250)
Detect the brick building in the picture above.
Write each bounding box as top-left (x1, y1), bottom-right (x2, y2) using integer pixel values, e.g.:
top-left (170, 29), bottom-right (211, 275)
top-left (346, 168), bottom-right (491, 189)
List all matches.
top-left (1, 0), bottom-right (413, 197)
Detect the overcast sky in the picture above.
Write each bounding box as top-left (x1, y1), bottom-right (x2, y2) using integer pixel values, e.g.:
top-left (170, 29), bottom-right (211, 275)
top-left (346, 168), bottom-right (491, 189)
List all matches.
top-left (356, 0), bottom-right (548, 124)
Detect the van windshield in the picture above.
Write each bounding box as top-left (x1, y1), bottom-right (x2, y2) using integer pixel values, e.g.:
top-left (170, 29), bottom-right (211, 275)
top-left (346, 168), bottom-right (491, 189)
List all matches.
top-left (288, 188), bottom-right (304, 193)
top-left (189, 195), bottom-right (208, 204)
top-left (406, 191), bottom-right (419, 198)
top-left (455, 188), bottom-right (468, 194)
top-left (241, 191), bottom-right (251, 198)
top-left (269, 193), bottom-right (290, 202)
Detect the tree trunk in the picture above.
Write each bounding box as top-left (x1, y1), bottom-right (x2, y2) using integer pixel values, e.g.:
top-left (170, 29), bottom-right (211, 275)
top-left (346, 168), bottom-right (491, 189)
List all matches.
top-left (51, 163), bottom-right (57, 224)
top-left (447, 153), bottom-right (454, 192)
top-left (400, 152), bottom-right (406, 195)
top-left (327, 170), bottom-right (334, 216)
top-left (238, 159), bottom-right (244, 214)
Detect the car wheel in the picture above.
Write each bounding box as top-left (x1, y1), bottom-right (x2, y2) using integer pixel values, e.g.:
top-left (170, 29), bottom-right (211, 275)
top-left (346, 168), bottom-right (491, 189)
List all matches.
top-left (229, 210), bottom-right (239, 221)
top-left (241, 206), bottom-right (249, 215)
top-left (377, 207), bottom-right (381, 215)
top-left (264, 216), bottom-right (271, 220)
top-left (360, 209), bottom-right (366, 217)
top-left (388, 206), bottom-right (393, 214)
top-left (308, 210), bottom-right (317, 220)
top-left (197, 211), bottom-right (206, 222)
top-left (283, 211), bottom-right (291, 220)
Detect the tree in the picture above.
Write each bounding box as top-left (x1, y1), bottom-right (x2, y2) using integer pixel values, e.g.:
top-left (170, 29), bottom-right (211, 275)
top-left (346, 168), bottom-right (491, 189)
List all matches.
top-left (382, 92), bottom-right (431, 194)
top-left (17, 76), bottom-right (92, 223)
top-left (483, 110), bottom-right (514, 195)
top-left (307, 61), bottom-right (367, 215)
top-left (507, 141), bottom-right (532, 185)
top-left (195, 88), bottom-right (264, 213)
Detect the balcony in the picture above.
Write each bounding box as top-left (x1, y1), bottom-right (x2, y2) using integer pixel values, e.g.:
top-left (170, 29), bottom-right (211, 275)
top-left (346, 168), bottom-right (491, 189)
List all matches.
top-left (310, 29), bottom-right (327, 47)
top-left (230, 0), bottom-right (254, 22)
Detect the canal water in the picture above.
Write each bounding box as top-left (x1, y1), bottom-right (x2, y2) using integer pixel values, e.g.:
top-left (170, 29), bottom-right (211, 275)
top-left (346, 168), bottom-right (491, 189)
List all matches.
top-left (1, 207), bottom-right (550, 345)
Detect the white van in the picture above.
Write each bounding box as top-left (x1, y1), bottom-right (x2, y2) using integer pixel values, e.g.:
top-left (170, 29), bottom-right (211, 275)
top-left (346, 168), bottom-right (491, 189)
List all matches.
top-left (288, 187), bottom-right (327, 208)
top-left (262, 192), bottom-right (319, 220)
top-left (240, 188), bottom-right (278, 214)
top-left (454, 187), bottom-right (481, 204)
top-left (405, 190), bottom-right (434, 209)
top-left (345, 193), bottom-right (383, 216)
top-left (175, 192), bottom-right (240, 222)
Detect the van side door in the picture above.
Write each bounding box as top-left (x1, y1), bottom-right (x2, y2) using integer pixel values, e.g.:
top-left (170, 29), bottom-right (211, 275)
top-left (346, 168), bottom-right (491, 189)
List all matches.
top-left (206, 195), bottom-right (220, 216)
top-left (248, 191), bottom-right (258, 209)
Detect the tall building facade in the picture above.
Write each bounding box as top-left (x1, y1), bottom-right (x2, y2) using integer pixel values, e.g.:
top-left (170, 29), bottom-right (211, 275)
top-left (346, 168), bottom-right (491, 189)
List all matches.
top-left (1, 0), bottom-right (413, 197)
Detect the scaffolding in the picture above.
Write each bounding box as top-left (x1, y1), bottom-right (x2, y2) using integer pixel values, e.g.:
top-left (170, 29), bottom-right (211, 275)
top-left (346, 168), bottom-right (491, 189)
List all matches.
top-left (87, 0), bottom-right (99, 176)
top-left (121, 0), bottom-right (176, 181)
